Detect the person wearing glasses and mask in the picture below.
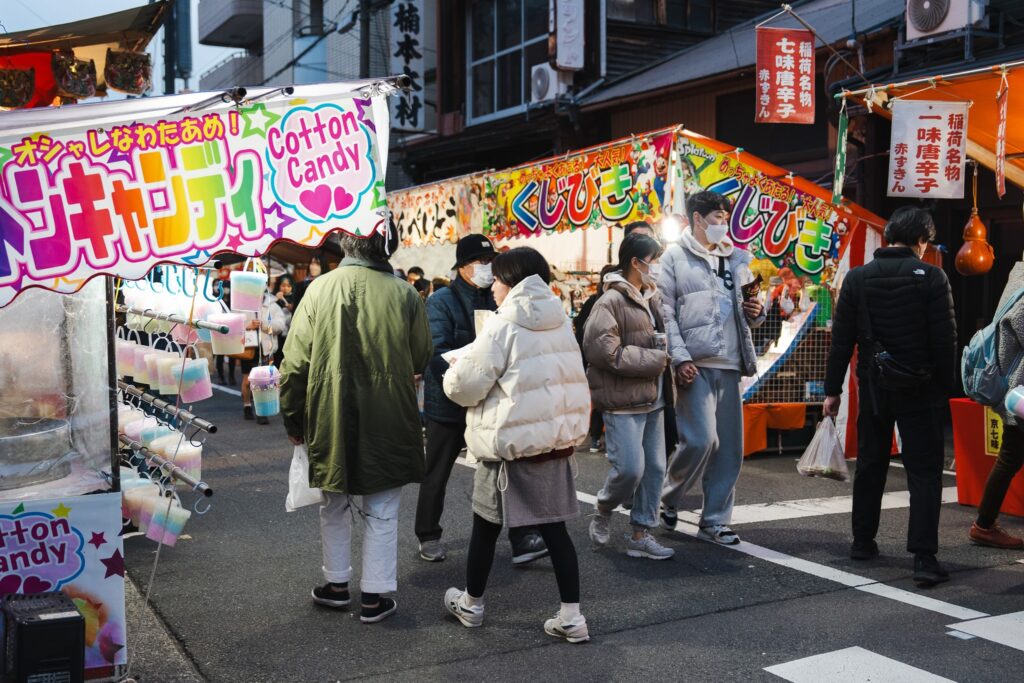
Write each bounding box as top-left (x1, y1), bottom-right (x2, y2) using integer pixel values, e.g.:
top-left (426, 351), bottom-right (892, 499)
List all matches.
top-left (658, 191), bottom-right (765, 546)
top-left (416, 235), bottom-right (548, 565)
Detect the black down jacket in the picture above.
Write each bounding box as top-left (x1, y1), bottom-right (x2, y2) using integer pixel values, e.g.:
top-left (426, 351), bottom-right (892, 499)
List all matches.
top-left (824, 247), bottom-right (956, 397)
top-left (423, 275), bottom-right (496, 424)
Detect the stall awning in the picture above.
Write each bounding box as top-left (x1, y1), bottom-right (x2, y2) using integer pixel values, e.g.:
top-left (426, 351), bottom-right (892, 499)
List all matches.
top-left (0, 1), bottom-right (170, 103)
top-left (0, 2), bottom-right (169, 55)
top-left (842, 60), bottom-right (1024, 189)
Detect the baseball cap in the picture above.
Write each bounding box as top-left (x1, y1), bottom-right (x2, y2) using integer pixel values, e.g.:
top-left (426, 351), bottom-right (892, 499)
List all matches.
top-left (453, 235), bottom-right (497, 268)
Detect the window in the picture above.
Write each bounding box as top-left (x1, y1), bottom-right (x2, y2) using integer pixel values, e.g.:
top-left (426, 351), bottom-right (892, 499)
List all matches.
top-left (611, 0), bottom-right (716, 32)
top-left (608, 0), bottom-right (658, 23)
top-left (467, 0), bottom-right (549, 124)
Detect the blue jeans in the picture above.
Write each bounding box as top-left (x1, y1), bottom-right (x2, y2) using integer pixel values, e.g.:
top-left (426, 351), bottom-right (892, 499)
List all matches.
top-left (597, 410), bottom-right (666, 530)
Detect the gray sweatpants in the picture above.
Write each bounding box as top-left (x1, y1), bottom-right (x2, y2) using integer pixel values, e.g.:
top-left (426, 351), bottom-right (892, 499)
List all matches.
top-left (662, 367), bottom-right (743, 527)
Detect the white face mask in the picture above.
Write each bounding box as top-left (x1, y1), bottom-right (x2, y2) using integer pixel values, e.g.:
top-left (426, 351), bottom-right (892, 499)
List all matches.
top-left (646, 262), bottom-right (662, 280)
top-left (704, 221), bottom-right (729, 245)
top-left (470, 262), bottom-right (494, 288)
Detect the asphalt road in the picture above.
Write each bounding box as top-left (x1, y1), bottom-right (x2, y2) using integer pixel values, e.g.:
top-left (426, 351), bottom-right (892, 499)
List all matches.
top-left (123, 389), bottom-right (1024, 682)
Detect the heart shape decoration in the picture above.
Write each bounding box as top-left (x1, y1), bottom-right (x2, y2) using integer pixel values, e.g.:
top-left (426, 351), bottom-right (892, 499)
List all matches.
top-left (334, 186), bottom-right (355, 213)
top-left (21, 576), bottom-right (53, 594)
top-left (0, 574), bottom-right (22, 594)
top-left (299, 185), bottom-right (332, 218)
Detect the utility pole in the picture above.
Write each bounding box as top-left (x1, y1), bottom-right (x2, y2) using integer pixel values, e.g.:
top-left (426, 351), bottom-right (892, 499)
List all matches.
top-left (163, 0), bottom-right (177, 94)
top-left (359, 0), bottom-right (370, 78)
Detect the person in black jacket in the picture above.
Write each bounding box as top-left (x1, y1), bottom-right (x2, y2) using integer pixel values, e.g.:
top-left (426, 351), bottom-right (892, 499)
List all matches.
top-left (415, 235), bottom-right (547, 565)
top-left (574, 264), bottom-right (617, 452)
top-left (823, 206), bottom-right (956, 587)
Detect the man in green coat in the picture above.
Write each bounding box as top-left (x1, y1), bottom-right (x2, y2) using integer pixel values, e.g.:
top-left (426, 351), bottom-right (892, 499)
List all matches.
top-left (280, 228), bottom-right (432, 624)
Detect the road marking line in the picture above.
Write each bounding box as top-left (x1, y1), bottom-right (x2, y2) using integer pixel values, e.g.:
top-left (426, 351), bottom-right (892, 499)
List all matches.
top-left (764, 646), bottom-right (957, 682)
top-left (673, 487), bottom-right (959, 526)
top-left (856, 584), bottom-right (987, 621)
top-left (454, 457), bottom-right (988, 621)
top-left (947, 611), bottom-right (1024, 652)
top-left (946, 630), bottom-right (976, 640)
top-left (212, 383), bottom-right (242, 397)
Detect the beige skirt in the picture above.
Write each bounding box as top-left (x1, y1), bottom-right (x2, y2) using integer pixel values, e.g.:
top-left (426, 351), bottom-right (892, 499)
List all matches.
top-left (472, 456), bottom-right (579, 527)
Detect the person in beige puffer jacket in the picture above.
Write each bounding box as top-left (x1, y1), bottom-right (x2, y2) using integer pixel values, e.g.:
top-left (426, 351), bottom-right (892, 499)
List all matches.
top-left (442, 247), bottom-right (592, 643)
top-left (584, 232), bottom-right (676, 561)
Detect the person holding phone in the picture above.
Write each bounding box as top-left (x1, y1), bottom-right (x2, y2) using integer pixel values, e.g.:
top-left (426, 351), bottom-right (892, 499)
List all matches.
top-left (658, 191), bottom-right (765, 545)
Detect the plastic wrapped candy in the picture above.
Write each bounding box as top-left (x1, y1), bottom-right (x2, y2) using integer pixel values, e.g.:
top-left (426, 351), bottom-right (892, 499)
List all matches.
top-left (249, 365), bottom-right (280, 417)
top-left (52, 51), bottom-right (96, 100)
top-left (104, 48), bottom-right (151, 95)
top-left (0, 68), bottom-right (35, 108)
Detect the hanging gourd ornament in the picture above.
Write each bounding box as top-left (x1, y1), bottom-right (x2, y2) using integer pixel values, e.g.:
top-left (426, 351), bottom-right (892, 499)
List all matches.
top-left (955, 162), bottom-right (994, 276)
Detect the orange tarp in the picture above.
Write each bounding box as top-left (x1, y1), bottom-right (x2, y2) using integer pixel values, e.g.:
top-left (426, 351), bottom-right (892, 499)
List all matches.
top-left (847, 63), bottom-right (1024, 189)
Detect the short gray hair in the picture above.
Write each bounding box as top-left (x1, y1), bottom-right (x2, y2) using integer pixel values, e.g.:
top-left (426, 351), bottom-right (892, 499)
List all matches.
top-left (338, 223), bottom-right (398, 263)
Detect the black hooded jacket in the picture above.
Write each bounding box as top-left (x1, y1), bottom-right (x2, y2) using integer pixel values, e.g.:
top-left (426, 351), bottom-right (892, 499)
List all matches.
top-left (824, 247), bottom-right (956, 398)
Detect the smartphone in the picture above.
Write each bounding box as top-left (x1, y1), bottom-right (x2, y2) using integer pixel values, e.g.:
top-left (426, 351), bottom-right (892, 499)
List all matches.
top-left (741, 274), bottom-right (763, 302)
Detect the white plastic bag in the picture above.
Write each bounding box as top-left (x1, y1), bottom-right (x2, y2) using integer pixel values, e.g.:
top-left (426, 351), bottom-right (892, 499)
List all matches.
top-left (797, 418), bottom-right (850, 482)
top-left (285, 444), bottom-right (323, 511)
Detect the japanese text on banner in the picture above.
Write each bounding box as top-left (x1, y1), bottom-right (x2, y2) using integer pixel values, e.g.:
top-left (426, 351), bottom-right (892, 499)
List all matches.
top-left (755, 27), bottom-right (815, 124)
top-left (391, 0), bottom-right (424, 131)
top-left (0, 96), bottom-right (388, 308)
top-left (887, 100), bottom-right (968, 199)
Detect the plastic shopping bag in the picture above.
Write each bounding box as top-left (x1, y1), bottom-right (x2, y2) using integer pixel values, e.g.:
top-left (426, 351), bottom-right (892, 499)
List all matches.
top-left (285, 444), bottom-right (323, 511)
top-left (797, 417), bottom-right (850, 482)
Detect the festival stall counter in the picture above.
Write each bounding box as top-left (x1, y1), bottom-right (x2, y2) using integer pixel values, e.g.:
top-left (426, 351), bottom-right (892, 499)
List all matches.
top-left (842, 60), bottom-right (1024, 504)
top-left (0, 70), bottom-right (401, 679)
top-left (388, 126), bottom-right (886, 455)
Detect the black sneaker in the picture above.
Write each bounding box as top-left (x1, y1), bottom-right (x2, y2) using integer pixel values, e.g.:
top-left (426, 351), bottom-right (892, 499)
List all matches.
top-left (311, 583), bottom-right (350, 608)
top-left (850, 539), bottom-right (879, 561)
top-left (243, 405), bottom-right (254, 420)
top-left (256, 415), bottom-right (269, 425)
top-left (660, 506), bottom-right (678, 531)
top-left (913, 554), bottom-right (950, 587)
top-left (360, 597), bottom-right (398, 623)
top-left (512, 533), bottom-right (549, 566)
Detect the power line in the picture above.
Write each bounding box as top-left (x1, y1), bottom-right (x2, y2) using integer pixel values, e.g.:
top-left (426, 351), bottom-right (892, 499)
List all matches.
top-left (9, 0), bottom-right (46, 27)
top-left (260, 0), bottom-right (355, 85)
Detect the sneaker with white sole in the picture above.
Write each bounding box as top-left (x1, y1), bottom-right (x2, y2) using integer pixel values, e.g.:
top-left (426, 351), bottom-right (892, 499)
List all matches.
top-left (311, 583), bottom-right (350, 608)
top-left (419, 539), bottom-right (447, 562)
top-left (544, 614), bottom-right (590, 643)
top-left (444, 588), bottom-right (484, 628)
top-left (588, 512), bottom-right (611, 546)
top-left (625, 531), bottom-right (675, 560)
top-left (699, 524), bottom-right (740, 545)
top-left (659, 505), bottom-right (678, 531)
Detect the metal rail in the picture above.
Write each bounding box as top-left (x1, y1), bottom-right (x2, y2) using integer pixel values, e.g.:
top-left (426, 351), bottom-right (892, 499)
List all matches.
top-left (115, 304), bottom-right (230, 334)
top-left (117, 380), bottom-right (217, 434)
top-left (119, 434), bottom-right (213, 497)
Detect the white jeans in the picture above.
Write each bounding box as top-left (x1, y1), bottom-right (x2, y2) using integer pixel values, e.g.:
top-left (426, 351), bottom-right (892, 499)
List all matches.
top-left (319, 487), bottom-right (402, 594)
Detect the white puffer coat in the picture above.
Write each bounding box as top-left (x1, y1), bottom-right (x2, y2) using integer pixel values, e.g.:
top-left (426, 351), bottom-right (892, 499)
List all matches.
top-left (443, 274), bottom-right (590, 461)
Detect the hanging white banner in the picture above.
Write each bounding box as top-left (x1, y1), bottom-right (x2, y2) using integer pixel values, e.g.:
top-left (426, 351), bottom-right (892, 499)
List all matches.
top-left (887, 99), bottom-right (968, 199)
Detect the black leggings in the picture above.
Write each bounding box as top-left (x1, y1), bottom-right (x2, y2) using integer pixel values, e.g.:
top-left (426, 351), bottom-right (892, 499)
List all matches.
top-left (466, 514), bottom-right (579, 602)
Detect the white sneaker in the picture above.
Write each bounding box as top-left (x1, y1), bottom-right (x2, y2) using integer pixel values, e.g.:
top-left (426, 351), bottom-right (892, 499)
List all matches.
top-left (544, 613), bottom-right (590, 643)
top-left (444, 588), bottom-right (484, 628)
top-left (625, 531), bottom-right (675, 560)
top-left (588, 512), bottom-right (611, 546)
top-left (699, 525), bottom-right (740, 545)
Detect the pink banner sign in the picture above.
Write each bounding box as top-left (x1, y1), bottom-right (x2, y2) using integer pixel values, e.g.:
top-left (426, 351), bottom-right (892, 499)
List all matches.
top-left (0, 94), bottom-right (388, 308)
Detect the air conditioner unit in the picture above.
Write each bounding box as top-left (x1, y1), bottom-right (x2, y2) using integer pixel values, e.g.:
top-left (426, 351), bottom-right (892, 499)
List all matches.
top-left (905, 0), bottom-right (988, 42)
top-left (530, 64), bottom-right (572, 103)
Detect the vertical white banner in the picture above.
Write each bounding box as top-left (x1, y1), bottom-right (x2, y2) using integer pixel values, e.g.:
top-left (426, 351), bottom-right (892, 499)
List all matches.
top-left (553, 0), bottom-right (585, 71)
top-left (887, 100), bottom-right (968, 199)
top-left (391, 0), bottom-right (425, 131)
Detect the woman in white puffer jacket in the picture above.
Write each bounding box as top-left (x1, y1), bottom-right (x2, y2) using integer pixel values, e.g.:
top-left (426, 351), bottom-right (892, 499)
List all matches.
top-left (442, 246), bottom-right (591, 643)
